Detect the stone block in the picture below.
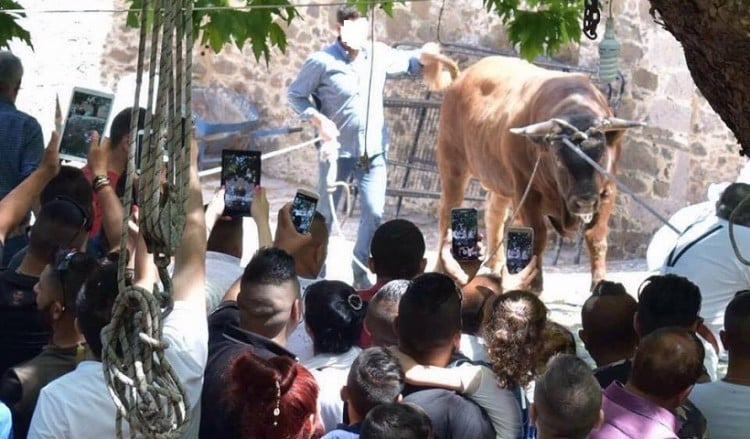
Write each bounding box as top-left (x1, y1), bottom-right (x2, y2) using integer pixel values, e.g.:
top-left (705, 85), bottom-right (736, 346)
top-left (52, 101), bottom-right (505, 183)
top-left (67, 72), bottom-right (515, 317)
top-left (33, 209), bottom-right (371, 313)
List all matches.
top-left (647, 99), bottom-right (692, 135)
top-left (620, 140), bottom-right (660, 175)
top-left (632, 68), bottom-right (658, 92)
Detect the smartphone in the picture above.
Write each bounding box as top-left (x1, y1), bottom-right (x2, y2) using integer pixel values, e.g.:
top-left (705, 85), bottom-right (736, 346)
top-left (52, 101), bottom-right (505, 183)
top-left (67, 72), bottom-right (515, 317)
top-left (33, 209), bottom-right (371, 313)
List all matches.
top-left (291, 189), bottom-right (319, 234)
top-left (451, 208), bottom-right (479, 261)
top-left (221, 150), bottom-right (261, 217)
top-left (59, 87), bottom-right (115, 162)
top-left (506, 226), bottom-right (534, 274)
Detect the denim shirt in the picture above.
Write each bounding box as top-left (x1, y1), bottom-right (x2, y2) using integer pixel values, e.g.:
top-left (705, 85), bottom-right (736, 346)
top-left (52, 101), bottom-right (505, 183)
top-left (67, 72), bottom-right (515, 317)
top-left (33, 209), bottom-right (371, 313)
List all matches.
top-left (288, 39), bottom-right (422, 158)
top-left (0, 96), bottom-right (43, 199)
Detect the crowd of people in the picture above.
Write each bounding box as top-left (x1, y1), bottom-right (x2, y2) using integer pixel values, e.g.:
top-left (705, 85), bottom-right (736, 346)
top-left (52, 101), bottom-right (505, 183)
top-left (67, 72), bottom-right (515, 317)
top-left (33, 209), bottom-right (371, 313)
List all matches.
top-left (2, 5), bottom-right (750, 439)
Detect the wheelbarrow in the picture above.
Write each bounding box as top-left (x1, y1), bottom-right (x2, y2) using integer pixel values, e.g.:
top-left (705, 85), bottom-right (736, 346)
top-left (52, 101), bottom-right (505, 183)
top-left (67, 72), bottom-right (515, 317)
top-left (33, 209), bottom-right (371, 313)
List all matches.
top-left (192, 86), bottom-right (304, 172)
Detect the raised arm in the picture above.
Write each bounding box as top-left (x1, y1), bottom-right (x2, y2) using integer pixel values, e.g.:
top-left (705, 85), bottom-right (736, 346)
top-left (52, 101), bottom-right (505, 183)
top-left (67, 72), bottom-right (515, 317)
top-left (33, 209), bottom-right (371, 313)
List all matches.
top-left (172, 136), bottom-right (206, 305)
top-left (251, 186), bottom-right (272, 249)
top-left (87, 133), bottom-right (124, 252)
top-left (0, 132), bottom-right (60, 243)
top-left (389, 348), bottom-right (465, 392)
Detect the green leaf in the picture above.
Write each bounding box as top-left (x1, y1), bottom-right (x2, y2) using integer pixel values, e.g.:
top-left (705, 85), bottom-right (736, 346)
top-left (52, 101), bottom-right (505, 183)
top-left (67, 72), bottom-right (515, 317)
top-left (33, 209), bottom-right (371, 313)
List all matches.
top-left (0, 0), bottom-right (33, 50)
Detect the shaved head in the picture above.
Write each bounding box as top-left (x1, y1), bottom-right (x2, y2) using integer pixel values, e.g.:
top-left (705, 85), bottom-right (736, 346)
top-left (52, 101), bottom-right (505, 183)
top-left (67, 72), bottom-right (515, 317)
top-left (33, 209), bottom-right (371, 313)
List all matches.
top-left (461, 273), bottom-right (501, 335)
top-left (365, 280), bottom-right (409, 346)
top-left (629, 327), bottom-right (704, 399)
top-left (534, 354), bottom-right (602, 439)
top-left (723, 291), bottom-right (750, 356)
top-left (238, 248), bottom-right (300, 339)
top-left (580, 280), bottom-right (637, 365)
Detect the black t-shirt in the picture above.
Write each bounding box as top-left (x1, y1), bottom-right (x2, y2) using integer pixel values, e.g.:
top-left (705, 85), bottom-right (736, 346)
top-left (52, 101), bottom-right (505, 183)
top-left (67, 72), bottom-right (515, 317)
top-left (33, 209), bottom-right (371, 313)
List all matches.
top-left (0, 269), bottom-right (48, 376)
top-left (401, 355), bottom-right (496, 439)
top-left (403, 388), bottom-right (496, 439)
top-left (199, 301), bottom-right (297, 439)
top-left (593, 359), bottom-right (631, 388)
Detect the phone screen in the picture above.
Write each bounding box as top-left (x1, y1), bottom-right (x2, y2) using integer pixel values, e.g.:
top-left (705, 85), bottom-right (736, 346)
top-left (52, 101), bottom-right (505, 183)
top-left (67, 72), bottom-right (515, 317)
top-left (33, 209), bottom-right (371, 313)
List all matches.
top-left (59, 88), bottom-right (115, 161)
top-left (291, 191), bottom-right (319, 234)
top-left (221, 150), bottom-right (261, 217)
top-left (506, 228), bottom-right (533, 274)
top-left (451, 208), bottom-right (479, 260)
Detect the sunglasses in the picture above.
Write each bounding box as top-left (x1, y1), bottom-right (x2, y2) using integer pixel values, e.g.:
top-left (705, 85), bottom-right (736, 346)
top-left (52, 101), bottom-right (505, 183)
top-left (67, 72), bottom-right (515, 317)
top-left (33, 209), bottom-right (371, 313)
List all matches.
top-left (54, 195), bottom-right (93, 232)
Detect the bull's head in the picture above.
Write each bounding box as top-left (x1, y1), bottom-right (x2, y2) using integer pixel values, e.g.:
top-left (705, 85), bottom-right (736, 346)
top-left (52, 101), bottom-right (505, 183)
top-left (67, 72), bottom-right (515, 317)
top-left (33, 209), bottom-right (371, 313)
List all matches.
top-left (510, 116), bottom-right (644, 224)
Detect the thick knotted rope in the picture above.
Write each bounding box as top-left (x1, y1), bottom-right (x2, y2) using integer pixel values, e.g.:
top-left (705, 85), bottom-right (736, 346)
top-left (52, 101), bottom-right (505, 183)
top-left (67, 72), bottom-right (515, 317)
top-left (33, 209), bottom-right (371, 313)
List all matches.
top-left (101, 0), bottom-right (193, 437)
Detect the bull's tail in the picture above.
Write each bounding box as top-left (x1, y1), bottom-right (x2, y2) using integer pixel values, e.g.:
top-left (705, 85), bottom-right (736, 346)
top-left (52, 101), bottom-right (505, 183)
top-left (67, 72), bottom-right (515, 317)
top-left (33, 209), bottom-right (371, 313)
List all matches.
top-left (422, 51), bottom-right (459, 92)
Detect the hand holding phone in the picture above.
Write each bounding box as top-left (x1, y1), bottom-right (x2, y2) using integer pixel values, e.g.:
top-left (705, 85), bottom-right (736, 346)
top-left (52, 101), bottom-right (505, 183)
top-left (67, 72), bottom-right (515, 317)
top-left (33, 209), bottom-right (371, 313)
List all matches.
top-left (505, 226), bottom-right (534, 274)
top-left (290, 189), bottom-right (319, 234)
top-left (59, 87), bottom-right (115, 162)
top-left (451, 208), bottom-right (479, 261)
top-left (221, 150), bottom-right (261, 217)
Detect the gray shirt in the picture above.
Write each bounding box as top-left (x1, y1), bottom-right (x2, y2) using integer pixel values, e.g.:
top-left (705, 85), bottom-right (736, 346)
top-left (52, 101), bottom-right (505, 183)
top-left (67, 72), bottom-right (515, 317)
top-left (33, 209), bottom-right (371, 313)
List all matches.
top-left (288, 39), bottom-right (422, 158)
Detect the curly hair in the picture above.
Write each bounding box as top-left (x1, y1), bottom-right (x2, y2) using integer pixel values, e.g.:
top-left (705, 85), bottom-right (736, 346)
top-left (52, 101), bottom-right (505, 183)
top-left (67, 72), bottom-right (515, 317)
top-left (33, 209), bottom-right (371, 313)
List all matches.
top-left (482, 290), bottom-right (548, 389)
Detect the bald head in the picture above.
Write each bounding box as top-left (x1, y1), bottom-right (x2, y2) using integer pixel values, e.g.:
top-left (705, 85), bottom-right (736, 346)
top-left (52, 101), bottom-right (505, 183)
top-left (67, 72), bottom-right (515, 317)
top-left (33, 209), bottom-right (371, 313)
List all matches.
top-left (580, 280), bottom-right (637, 365)
top-left (533, 354), bottom-right (602, 439)
top-left (461, 273), bottom-right (501, 335)
top-left (629, 327), bottom-right (704, 400)
top-left (723, 291), bottom-right (750, 356)
top-left (238, 248), bottom-right (300, 340)
top-left (0, 51), bottom-right (22, 100)
top-left (365, 280), bottom-right (409, 347)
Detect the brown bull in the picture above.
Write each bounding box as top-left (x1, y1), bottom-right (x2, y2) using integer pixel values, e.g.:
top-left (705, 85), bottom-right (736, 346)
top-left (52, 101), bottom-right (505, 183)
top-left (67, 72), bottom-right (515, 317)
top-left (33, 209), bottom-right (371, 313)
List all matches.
top-left (424, 55), bottom-right (642, 291)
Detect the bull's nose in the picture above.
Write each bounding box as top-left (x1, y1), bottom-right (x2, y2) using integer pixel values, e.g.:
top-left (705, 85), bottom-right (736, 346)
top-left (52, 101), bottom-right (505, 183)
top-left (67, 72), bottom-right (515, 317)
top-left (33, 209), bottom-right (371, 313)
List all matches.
top-left (573, 197), bottom-right (598, 212)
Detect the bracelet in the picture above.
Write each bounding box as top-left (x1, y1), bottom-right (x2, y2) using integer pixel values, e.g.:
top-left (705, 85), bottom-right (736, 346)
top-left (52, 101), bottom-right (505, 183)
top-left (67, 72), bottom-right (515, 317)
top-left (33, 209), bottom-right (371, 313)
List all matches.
top-left (92, 175), bottom-right (111, 192)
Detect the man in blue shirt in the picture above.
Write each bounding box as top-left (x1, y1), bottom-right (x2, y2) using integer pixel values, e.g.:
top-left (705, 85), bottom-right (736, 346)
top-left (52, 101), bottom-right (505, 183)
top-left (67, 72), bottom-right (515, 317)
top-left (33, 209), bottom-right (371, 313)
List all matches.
top-left (0, 51), bottom-right (44, 267)
top-left (288, 6), bottom-right (440, 288)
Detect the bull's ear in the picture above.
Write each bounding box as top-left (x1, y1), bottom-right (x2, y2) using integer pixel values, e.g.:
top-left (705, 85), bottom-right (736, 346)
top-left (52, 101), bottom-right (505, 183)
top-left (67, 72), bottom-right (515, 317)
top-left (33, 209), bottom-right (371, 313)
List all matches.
top-left (605, 130), bottom-right (626, 146)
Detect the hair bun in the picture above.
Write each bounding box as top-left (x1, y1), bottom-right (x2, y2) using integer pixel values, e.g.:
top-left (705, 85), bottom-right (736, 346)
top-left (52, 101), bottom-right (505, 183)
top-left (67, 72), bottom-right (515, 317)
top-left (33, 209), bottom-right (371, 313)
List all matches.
top-left (348, 294), bottom-right (364, 311)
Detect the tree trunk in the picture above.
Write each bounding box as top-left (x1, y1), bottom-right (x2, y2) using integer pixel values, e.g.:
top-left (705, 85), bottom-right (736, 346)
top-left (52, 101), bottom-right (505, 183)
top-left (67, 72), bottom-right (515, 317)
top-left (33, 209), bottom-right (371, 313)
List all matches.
top-left (649, 0), bottom-right (750, 156)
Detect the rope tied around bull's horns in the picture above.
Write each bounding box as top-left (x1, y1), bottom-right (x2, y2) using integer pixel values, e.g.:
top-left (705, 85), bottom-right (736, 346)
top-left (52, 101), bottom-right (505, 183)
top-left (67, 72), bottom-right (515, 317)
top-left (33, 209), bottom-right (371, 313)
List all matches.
top-left (100, 0), bottom-right (193, 437)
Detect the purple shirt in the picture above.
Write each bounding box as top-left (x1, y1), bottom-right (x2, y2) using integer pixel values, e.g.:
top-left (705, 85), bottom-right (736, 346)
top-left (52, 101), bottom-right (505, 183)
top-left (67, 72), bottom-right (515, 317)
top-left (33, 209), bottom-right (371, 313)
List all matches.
top-left (590, 382), bottom-right (682, 439)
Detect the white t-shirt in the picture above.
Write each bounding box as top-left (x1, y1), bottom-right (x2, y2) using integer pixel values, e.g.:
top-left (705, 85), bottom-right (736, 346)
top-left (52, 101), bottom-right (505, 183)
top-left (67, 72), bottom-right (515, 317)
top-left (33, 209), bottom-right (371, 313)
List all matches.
top-left (456, 363), bottom-right (522, 439)
top-left (286, 277), bottom-right (324, 363)
top-left (459, 334), bottom-right (491, 363)
top-left (28, 301), bottom-right (208, 439)
top-left (660, 216), bottom-right (750, 346)
top-left (303, 347), bottom-right (361, 433)
top-left (689, 380), bottom-right (750, 439)
top-left (204, 251), bottom-right (244, 313)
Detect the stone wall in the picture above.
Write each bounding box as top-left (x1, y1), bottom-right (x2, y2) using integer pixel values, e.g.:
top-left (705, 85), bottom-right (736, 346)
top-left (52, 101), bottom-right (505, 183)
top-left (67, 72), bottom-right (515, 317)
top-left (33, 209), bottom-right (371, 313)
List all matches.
top-left (12, 0), bottom-right (745, 260)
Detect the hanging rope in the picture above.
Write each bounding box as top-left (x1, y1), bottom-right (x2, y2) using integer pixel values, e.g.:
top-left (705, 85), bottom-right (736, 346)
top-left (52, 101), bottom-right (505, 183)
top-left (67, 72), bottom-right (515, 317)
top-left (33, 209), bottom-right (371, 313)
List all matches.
top-left (101, 0), bottom-right (193, 437)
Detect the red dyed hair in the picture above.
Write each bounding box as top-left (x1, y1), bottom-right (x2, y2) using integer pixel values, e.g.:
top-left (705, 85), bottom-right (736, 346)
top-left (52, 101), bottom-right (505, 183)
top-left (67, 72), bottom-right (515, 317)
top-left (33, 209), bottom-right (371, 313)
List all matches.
top-left (229, 351), bottom-right (323, 439)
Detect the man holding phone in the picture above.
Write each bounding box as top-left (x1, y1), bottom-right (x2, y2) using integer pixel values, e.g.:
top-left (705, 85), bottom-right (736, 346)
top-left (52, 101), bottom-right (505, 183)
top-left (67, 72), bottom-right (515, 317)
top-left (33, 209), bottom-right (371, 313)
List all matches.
top-left (288, 6), bottom-right (442, 288)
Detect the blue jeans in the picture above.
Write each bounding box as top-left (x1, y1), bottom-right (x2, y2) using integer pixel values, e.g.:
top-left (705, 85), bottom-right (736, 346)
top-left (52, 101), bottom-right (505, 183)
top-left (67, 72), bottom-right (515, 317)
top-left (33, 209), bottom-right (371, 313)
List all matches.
top-left (318, 154), bottom-right (387, 288)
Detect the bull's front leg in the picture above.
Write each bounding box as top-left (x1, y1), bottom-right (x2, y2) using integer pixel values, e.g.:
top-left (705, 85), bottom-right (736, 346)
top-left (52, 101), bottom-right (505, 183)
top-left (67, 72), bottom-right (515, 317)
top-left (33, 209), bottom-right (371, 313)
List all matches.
top-left (521, 193), bottom-right (547, 294)
top-left (584, 184), bottom-right (616, 290)
top-left (484, 192), bottom-right (511, 274)
top-left (435, 156), bottom-right (470, 273)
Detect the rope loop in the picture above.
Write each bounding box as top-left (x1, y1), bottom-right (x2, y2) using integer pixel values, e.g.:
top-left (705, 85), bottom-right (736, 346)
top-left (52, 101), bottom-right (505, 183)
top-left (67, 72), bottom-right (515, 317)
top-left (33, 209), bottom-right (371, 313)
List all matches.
top-left (101, 0), bottom-right (193, 437)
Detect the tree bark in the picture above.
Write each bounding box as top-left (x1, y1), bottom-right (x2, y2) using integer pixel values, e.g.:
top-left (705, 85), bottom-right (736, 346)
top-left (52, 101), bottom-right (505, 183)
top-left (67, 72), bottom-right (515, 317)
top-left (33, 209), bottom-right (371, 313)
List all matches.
top-left (649, 0), bottom-right (750, 155)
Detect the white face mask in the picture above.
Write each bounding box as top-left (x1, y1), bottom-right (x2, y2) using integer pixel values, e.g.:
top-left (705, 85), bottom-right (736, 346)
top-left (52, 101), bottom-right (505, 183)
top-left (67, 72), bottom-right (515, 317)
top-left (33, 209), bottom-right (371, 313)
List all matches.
top-left (340, 18), bottom-right (370, 51)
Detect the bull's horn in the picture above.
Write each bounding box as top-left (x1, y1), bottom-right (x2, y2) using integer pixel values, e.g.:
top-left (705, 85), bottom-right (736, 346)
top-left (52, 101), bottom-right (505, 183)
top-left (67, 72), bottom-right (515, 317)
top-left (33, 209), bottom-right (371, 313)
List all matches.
top-left (596, 117), bottom-right (647, 131)
top-left (509, 119), bottom-right (563, 138)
